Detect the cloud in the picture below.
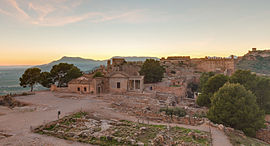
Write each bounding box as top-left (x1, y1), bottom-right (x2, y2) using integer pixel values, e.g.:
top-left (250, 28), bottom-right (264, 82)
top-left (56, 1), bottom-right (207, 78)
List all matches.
top-left (0, 0), bottom-right (146, 26)
top-left (0, 8), bottom-right (12, 17)
top-left (8, 0), bottom-right (30, 19)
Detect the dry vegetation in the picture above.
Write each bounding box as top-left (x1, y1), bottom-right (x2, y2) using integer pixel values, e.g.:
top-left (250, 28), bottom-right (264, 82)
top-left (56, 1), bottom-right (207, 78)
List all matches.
top-left (0, 95), bottom-right (29, 108)
top-left (34, 112), bottom-right (211, 146)
top-left (225, 130), bottom-right (269, 146)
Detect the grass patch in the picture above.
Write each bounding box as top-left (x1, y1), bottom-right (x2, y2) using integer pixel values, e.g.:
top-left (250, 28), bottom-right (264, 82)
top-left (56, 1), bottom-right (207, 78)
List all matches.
top-left (71, 111), bottom-right (87, 118)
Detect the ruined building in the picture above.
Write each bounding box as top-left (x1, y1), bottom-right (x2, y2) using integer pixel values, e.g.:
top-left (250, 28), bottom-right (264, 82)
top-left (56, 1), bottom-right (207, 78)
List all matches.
top-left (68, 58), bottom-right (144, 94)
top-left (161, 55), bottom-right (236, 76)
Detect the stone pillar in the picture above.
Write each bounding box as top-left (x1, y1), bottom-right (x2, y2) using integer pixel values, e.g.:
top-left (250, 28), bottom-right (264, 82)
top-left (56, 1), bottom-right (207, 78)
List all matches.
top-left (133, 80), bottom-right (136, 90)
top-left (140, 78), bottom-right (144, 92)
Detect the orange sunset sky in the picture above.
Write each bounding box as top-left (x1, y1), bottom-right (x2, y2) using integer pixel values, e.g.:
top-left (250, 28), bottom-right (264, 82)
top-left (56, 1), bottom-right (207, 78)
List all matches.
top-left (0, 0), bottom-right (270, 66)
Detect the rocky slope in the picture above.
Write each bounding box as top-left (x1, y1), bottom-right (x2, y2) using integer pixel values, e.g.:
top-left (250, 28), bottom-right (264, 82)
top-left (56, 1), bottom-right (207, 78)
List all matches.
top-left (237, 50), bottom-right (270, 75)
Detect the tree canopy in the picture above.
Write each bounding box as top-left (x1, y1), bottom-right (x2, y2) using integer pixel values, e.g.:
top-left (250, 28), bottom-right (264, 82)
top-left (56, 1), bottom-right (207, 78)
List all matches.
top-left (19, 63), bottom-right (83, 89)
top-left (19, 68), bottom-right (41, 92)
top-left (208, 83), bottom-right (265, 137)
top-left (229, 70), bottom-right (270, 113)
top-left (254, 77), bottom-right (270, 113)
top-left (93, 72), bottom-right (104, 78)
top-left (229, 70), bottom-right (257, 91)
top-left (196, 74), bottom-right (228, 107)
top-left (139, 59), bottom-right (164, 83)
top-left (198, 72), bottom-right (215, 92)
top-left (50, 63), bottom-right (82, 87)
top-left (39, 72), bottom-right (53, 88)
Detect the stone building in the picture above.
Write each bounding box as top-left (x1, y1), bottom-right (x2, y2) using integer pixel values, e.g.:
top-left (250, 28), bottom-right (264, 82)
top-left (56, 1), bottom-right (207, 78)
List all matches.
top-left (68, 58), bottom-right (144, 94)
top-left (68, 74), bottom-right (107, 94)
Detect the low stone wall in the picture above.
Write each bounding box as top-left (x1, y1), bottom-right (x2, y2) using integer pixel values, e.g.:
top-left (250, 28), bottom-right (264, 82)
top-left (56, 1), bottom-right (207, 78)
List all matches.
top-left (50, 85), bottom-right (69, 93)
top-left (153, 86), bottom-right (186, 97)
top-left (256, 128), bottom-right (270, 144)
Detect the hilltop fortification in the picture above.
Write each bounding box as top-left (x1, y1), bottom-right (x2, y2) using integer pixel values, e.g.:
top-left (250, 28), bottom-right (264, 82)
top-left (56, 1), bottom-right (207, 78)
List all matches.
top-left (237, 48), bottom-right (270, 75)
top-left (161, 55), bottom-right (236, 77)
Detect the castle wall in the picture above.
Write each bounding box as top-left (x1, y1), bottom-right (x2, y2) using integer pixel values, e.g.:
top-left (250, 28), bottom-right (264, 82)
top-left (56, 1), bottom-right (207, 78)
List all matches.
top-left (161, 56), bottom-right (236, 76)
top-left (191, 58), bottom-right (235, 75)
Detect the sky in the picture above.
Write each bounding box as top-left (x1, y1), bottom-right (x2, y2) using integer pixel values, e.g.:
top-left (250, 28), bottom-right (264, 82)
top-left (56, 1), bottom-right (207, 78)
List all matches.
top-left (0, 0), bottom-right (270, 65)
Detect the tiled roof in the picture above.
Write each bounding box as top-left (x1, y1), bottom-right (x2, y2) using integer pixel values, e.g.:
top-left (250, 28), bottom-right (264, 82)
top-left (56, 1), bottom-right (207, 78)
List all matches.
top-left (68, 74), bottom-right (93, 84)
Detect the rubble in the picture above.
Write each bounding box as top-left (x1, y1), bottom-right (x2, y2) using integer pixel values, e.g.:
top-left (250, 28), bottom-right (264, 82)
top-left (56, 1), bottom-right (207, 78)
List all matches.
top-left (105, 94), bottom-right (205, 126)
top-left (256, 127), bottom-right (270, 144)
top-left (0, 131), bottom-right (13, 140)
top-left (34, 112), bottom-right (211, 145)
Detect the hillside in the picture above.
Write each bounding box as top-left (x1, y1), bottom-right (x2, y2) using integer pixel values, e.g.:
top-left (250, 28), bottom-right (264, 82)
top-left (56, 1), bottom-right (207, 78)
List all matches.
top-left (237, 50), bottom-right (270, 75)
top-left (36, 56), bottom-right (159, 72)
top-left (35, 56), bottom-right (106, 72)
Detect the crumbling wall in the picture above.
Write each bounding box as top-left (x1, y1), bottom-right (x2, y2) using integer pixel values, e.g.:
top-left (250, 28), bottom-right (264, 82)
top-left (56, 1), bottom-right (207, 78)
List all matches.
top-left (153, 86), bottom-right (186, 98)
top-left (256, 128), bottom-right (270, 144)
top-left (191, 58), bottom-right (235, 75)
top-left (160, 56), bottom-right (236, 76)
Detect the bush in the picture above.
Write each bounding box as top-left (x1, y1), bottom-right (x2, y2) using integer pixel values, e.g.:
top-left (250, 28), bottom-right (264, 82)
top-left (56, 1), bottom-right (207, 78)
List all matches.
top-left (198, 72), bottom-right (215, 91)
top-left (230, 70), bottom-right (270, 114)
top-left (93, 72), bottom-right (104, 78)
top-left (160, 107), bottom-right (186, 117)
top-left (196, 94), bottom-right (211, 107)
top-left (208, 83), bottom-right (265, 137)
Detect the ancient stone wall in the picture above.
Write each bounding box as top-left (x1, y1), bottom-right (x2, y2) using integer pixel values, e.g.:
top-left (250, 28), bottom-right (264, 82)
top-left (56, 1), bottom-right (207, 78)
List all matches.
top-left (109, 77), bottom-right (129, 94)
top-left (161, 56), bottom-right (236, 76)
top-left (256, 128), bottom-right (270, 144)
top-left (153, 85), bottom-right (186, 98)
top-left (191, 58), bottom-right (235, 75)
top-left (68, 83), bottom-right (93, 94)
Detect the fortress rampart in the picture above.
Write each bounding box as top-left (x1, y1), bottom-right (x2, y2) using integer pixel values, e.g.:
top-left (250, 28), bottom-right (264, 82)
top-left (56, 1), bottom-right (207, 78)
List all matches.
top-left (161, 55), bottom-right (236, 76)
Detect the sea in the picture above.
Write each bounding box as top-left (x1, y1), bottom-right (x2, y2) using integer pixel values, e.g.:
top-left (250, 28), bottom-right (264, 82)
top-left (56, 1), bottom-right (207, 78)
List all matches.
top-left (0, 67), bottom-right (46, 96)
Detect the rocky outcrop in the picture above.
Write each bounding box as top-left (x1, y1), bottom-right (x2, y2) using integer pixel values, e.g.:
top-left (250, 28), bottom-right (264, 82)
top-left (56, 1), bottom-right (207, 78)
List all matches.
top-left (0, 95), bottom-right (28, 108)
top-left (237, 49), bottom-right (270, 75)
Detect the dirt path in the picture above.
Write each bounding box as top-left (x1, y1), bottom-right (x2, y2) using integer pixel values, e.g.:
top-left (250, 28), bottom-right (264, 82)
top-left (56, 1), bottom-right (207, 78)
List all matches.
top-left (0, 91), bottom-right (232, 146)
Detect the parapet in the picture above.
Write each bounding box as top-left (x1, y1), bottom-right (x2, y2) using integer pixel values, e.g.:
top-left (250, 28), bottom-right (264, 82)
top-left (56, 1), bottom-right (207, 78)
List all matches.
top-left (166, 56), bottom-right (191, 60)
top-left (112, 58), bottom-right (126, 65)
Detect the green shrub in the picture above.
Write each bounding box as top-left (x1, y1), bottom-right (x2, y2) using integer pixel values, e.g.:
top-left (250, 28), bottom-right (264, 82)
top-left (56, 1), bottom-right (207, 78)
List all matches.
top-left (208, 83), bottom-right (265, 137)
top-left (93, 72), bottom-right (104, 78)
top-left (160, 107), bottom-right (186, 117)
top-left (196, 74), bottom-right (228, 107)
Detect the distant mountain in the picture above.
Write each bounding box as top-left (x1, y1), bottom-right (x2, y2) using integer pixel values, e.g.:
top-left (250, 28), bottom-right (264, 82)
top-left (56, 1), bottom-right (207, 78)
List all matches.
top-left (237, 50), bottom-right (270, 75)
top-left (35, 56), bottom-right (106, 72)
top-left (35, 56), bottom-right (159, 72)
